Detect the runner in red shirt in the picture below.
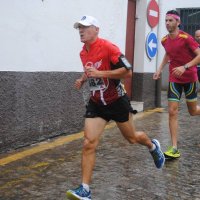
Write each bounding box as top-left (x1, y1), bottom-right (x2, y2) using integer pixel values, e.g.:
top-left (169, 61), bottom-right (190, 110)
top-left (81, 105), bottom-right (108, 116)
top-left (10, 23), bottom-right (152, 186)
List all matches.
top-left (80, 37), bottom-right (127, 105)
top-left (66, 15), bottom-right (165, 200)
top-left (153, 10), bottom-right (200, 159)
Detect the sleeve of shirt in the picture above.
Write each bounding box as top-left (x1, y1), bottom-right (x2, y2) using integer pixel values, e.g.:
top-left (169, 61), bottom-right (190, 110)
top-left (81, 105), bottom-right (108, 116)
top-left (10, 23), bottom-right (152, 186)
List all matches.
top-left (187, 35), bottom-right (199, 52)
top-left (161, 35), bottom-right (167, 47)
top-left (108, 43), bottom-right (122, 65)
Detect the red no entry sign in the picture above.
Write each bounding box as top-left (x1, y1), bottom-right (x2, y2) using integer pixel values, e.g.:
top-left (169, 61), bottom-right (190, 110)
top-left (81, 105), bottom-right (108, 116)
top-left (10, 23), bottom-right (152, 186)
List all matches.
top-left (147, 0), bottom-right (159, 28)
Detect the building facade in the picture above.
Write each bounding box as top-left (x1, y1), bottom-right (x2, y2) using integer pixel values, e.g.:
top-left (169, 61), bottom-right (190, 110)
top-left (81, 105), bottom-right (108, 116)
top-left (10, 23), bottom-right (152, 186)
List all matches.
top-left (0, 0), bottom-right (199, 152)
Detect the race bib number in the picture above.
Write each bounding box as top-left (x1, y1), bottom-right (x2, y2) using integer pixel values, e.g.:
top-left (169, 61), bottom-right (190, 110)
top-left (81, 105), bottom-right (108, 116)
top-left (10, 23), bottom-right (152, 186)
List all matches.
top-left (88, 78), bottom-right (106, 91)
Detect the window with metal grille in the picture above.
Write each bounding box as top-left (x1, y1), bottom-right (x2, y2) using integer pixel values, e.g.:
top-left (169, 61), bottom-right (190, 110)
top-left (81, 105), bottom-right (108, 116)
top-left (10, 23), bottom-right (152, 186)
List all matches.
top-left (178, 8), bottom-right (200, 37)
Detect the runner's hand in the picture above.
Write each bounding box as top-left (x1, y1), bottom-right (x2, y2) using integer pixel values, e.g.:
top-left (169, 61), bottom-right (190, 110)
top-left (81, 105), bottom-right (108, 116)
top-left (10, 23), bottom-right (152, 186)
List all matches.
top-left (153, 71), bottom-right (161, 80)
top-left (74, 78), bottom-right (84, 90)
top-left (172, 66), bottom-right (185, 77)
top-left (85, 67), bottom-right (100, 78)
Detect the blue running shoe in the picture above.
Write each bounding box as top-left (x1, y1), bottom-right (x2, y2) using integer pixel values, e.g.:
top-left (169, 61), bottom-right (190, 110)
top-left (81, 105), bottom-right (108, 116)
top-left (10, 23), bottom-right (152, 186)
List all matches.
top-left (66, 184), bottom-right (91, 200)
top-left (150, 139), bottom-right (165, 169)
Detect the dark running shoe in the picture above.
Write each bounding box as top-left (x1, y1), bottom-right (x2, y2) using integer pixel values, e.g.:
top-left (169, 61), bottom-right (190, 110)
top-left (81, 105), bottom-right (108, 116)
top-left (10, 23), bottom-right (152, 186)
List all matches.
top-left (150, 139), bottom-right (165, 169)
top-left (66, 184), bottom-right (91, 200)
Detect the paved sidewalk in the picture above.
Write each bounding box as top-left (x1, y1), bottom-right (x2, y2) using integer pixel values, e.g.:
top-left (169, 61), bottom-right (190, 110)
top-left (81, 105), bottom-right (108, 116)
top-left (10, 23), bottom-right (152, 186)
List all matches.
top-left (0, 92), bottom-right (200, 200)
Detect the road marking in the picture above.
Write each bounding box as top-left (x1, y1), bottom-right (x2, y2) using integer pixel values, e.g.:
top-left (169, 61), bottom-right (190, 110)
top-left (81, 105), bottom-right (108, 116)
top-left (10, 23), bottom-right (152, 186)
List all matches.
top-left (0, 108), bottom-right (164, 166)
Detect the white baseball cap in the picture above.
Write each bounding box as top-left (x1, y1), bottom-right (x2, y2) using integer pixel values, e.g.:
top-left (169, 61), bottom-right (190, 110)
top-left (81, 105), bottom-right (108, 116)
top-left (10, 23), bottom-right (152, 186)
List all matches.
top-left (74, 15), bottom-right (100, 29)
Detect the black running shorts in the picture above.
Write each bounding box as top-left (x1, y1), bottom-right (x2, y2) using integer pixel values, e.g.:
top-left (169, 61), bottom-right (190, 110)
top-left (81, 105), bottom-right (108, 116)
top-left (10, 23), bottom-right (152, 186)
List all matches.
top-left (85, 95), bottom-right (137, 122)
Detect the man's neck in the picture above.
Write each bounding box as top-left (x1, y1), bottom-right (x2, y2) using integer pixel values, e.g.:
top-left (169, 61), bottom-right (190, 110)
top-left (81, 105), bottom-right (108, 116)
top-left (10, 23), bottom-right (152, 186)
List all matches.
top-left (85, 37), bottom-right (98, 52)
top-left (168, 29), bottom-right (179, 39)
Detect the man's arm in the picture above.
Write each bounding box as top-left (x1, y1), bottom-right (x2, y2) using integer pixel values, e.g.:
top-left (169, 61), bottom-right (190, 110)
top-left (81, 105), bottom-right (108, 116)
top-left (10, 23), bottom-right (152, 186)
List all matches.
top-left (85, 55), bottom-right (132, 79)
top-left (184, 48), bottom-right (200, 68)
top-left (74, 73), bottom-right (87, 90)
top-left (153, 53), bottom-right (169, 80)
top-left (172, 48), bottom-right (200, 77)
top-left (85, 67), bottom-right (132, 79)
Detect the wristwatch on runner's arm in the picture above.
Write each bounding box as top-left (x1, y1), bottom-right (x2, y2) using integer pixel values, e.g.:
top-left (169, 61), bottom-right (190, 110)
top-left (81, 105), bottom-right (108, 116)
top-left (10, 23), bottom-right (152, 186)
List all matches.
top-left (183, 64), bottom-right (189, 70)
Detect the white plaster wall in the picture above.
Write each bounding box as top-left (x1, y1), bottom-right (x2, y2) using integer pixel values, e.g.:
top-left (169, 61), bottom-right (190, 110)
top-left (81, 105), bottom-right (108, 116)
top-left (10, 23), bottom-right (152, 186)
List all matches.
top-left (134, 0), bottom-right (159, 73)
top-left (0, 0), bottom-right (128, 72)
top-left (134, 0), bottom-right (147, 73)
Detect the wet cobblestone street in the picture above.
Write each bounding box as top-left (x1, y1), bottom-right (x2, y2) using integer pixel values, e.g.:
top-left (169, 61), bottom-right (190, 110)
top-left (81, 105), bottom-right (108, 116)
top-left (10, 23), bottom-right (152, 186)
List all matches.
top-left (0, 92), bottom-right (200, 200)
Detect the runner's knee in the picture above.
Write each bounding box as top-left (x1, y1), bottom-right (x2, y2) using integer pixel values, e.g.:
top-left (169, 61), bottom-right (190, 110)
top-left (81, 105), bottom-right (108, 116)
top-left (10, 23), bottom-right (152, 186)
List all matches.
top-left (187, 104), bottom-right (200, 116)
top-left (169, 107), bottom-right (178, 116)
top-left (83, 138), bottom-right (98, 151)
top-left (188, 108), bottom-right (197, 116)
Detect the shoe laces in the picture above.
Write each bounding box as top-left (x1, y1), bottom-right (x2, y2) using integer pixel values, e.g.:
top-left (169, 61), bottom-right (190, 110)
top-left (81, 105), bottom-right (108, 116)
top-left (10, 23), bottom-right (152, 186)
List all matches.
top-left (168, 146), bottom-right (178, 154)
top-left (172, 148), bottom-right (178, 154)
top-left (74, 185), bottom-right (90, 197)
top-left (152, 147), bottom-right (163, 161)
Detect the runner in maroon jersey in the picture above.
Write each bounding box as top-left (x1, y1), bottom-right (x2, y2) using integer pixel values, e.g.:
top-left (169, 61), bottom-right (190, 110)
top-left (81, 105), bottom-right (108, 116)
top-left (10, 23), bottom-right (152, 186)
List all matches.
top-left (153, 10), bottom-right (200, 159)
top-left (66, 15), bottom-right (165, 200)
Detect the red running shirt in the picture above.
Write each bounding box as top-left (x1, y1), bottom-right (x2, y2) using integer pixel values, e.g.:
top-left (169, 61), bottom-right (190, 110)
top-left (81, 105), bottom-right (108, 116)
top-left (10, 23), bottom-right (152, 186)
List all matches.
top-left (161, 30), bottom-right (199, 83)
top-left (80, 38), bottom-right (126, 105)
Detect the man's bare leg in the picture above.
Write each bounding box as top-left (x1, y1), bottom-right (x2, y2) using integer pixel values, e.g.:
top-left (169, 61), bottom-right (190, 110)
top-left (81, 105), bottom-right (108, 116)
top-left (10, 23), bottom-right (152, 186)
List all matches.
top-left (186, 101), bottom-right (200, 116)
top-left (82, 117), bottom-right (107, 184)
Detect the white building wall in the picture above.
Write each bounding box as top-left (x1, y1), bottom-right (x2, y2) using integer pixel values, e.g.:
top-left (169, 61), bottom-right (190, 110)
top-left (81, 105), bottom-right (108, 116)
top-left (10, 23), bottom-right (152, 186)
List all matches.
top-left (0, 0), bottom-right (128, 72)
top-left (134, 0), bottom-right (159, 73)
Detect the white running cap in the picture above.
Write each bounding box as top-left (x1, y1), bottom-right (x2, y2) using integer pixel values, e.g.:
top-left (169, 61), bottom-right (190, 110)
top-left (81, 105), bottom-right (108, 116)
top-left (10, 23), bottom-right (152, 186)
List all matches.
top-left (74, 15), bottom-right (100, 29)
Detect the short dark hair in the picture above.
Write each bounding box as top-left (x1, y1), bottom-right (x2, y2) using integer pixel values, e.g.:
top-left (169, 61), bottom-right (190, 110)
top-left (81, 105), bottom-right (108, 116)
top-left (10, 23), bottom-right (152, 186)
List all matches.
top-left (166, 10), bottom-right (180, 17)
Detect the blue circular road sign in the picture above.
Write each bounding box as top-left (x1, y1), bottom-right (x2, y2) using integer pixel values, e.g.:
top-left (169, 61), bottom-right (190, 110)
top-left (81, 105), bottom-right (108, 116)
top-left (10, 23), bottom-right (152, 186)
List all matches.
top-left (146, 31), bottom-right (158, 59)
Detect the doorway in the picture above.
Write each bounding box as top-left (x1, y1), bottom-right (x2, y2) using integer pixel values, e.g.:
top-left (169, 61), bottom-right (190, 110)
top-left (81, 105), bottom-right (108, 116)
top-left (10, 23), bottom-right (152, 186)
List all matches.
top-left (125, 0), bottom-right (136, 99)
